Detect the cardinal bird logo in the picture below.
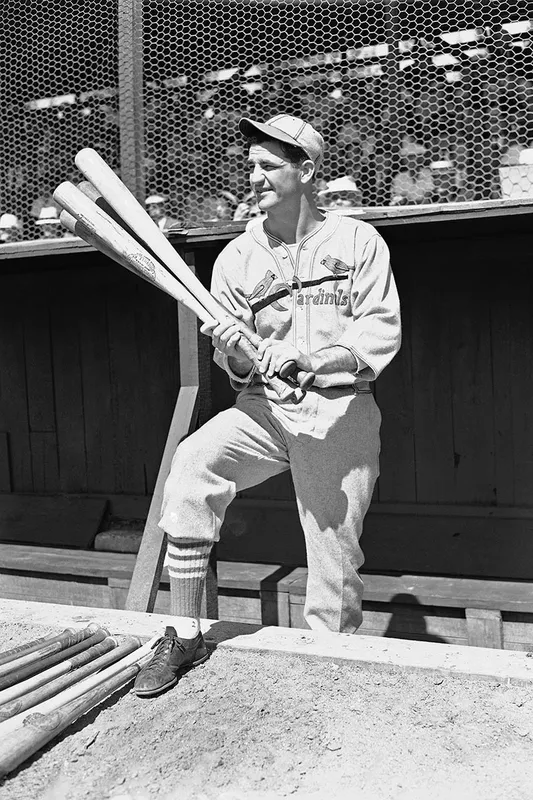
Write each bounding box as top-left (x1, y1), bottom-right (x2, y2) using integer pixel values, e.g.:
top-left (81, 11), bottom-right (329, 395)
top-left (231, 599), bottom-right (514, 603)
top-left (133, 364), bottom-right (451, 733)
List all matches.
top-left (320, 255), bottom-right (352, 276)
top-left (246, 270), bottom-right (277, 302)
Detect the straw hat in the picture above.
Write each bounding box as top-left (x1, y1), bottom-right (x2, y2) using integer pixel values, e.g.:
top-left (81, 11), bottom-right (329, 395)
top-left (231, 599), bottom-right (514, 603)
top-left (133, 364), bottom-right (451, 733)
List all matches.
top-left (36, 206), bottom-right (61, 225)
top-left (0, 213), bottom-right (21, 229)
top-left (318, 176), bottom-right (361, 195)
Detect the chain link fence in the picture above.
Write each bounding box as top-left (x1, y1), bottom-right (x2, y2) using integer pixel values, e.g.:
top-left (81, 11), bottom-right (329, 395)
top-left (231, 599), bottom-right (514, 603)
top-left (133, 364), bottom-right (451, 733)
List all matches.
top-left (1, 1), bottom-right (533, 239)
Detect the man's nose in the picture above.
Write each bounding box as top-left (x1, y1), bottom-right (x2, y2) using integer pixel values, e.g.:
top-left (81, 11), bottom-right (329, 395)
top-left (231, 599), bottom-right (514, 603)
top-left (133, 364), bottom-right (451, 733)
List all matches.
top-left (250, 165), bottom-right (263, 185)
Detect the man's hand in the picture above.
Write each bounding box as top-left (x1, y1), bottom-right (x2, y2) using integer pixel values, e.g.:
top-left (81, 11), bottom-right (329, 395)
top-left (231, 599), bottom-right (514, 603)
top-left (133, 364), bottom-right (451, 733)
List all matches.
top-left (200, 319), bottom-right (253, 373)
top-left (256, 338), bottom-right (312, 380)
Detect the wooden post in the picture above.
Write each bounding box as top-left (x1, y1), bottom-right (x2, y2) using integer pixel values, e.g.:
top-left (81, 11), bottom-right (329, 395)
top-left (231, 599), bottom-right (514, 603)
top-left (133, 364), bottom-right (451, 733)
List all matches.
top-left (465, 608), bottom-right (504, 649)
top-left (117, 0), bottom-right (145, 200)
top-left (125, 248), bottom-right (218, 618)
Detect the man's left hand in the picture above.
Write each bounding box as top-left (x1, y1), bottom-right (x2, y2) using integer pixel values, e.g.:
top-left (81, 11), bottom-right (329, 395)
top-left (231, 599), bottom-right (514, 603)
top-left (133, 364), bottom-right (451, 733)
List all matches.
top-left (256, 338), bottom-right (313, 379)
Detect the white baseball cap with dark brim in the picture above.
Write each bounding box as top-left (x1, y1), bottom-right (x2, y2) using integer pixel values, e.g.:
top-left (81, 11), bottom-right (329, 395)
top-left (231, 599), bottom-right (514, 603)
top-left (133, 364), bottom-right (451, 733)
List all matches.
top-left (239, 114), bottom-right (325, 171)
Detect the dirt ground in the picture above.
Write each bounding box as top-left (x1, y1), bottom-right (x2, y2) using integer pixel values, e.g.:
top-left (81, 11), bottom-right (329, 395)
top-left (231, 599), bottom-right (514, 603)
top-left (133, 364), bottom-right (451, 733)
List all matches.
top-left (1, 620), bottom-right (533, 800)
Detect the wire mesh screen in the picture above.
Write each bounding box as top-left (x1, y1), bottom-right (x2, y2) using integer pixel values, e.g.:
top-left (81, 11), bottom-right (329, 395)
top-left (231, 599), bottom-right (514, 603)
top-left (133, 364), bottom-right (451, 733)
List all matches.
top-left (0, 0), bottom-right (119, 243)
top-left (143, 0), bottom-right (533, 226)
top-left (1, 1), bottom-right (533, 239)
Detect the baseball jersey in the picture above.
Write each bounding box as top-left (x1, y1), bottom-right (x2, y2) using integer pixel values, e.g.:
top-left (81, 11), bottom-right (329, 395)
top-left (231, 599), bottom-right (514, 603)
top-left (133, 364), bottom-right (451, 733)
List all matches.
top-left (211, 211), bottom-right (401, 391)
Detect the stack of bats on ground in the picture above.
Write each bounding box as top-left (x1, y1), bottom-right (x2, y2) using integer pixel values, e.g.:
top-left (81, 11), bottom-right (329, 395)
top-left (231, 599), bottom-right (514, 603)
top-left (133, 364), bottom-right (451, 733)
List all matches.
top-left (0, 624), bottom-right (159, 777)
top-left (53, 149), bottom-right (315, 403)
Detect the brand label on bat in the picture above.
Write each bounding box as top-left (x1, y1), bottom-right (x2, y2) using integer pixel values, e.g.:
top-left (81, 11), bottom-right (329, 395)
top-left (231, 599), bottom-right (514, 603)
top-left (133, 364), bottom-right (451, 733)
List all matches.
top-left (128, 253), bottom-right (156, 279)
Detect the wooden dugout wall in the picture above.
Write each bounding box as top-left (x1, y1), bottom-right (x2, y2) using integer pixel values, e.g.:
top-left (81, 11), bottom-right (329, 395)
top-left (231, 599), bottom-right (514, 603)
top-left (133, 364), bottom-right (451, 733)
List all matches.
top-left (0, 204), bottom-right (533, 589)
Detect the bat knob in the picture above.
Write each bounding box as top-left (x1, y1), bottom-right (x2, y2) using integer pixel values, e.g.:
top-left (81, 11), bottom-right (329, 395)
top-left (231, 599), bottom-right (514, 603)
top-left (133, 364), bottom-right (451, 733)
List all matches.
top-left (278, 360), bottom-right (316, 391)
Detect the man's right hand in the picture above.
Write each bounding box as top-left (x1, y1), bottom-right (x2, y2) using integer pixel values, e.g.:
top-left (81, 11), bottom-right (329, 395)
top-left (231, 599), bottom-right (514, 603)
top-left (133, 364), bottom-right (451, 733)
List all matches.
top-left (200, 319), bottom-right (253, 373)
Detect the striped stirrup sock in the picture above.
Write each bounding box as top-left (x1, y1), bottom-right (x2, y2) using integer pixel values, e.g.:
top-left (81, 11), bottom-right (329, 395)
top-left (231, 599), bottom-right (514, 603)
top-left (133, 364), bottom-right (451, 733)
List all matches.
top-left (166, 537), bottom-right (212, 619)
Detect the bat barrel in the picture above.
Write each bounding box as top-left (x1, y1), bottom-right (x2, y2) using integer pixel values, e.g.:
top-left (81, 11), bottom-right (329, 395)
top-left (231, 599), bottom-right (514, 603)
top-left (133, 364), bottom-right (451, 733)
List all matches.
top-left (0, 637), bottom-right (142, 730)
top-left (0, 628), bottom-right (109, 692)
top-left (0, 659), bottom-right (146, 778)
top-left (0, 624), bottom-right (102, 679)
top-left (0, 631), bottom-right (71, 669)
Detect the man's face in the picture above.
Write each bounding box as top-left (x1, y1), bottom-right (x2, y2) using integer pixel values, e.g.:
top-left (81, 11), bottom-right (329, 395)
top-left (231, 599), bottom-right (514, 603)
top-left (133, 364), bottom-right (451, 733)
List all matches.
top-left (247, 141), bottom-right (304, 214)
top-left (147, 202), bottom-right (166, 221)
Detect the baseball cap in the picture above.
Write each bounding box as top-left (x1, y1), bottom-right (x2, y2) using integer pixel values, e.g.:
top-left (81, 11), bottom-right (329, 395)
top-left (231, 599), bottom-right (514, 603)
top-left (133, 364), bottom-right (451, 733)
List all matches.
top-left (239, 114), bottom-right (325, 171)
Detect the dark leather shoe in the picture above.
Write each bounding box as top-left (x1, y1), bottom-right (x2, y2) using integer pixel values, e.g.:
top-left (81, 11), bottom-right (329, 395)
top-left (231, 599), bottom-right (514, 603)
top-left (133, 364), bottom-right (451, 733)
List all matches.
top-left (134, 626), bottom-right (209, 697)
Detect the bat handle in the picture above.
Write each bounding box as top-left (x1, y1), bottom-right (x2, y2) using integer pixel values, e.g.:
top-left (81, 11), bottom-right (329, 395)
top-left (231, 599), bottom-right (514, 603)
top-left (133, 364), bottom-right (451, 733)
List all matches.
top-left (278, 360), bottom-right (316, 391)
top-left (235, 338), bottom-right (305, 404)
top-left (236, 326), bottom-right (315, 391)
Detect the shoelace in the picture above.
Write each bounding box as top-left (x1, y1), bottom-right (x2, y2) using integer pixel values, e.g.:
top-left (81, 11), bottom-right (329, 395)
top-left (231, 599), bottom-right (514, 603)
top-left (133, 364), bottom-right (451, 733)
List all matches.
top-left (143, 634), bottom-right (185, 673)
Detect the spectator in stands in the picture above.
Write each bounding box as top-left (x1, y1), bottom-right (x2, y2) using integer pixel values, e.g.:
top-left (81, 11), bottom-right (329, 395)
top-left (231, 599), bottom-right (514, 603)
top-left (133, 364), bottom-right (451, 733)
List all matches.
top-left (196, 191), bottom-right (239, 223)
top-left (390, 139), bottom-right (434, 205)
top-left (145, 194), bottom-right (180, 232)
top-left (35, 206), bottom-right (63, 239)
top-left (0, 213), bottom-right (23, 244)
top-left (233, 189), bottom-right (265, 222)
top-left (429, 159), bottom-right (460, 204)
top-left (317, 176), bottom-right (363, 210)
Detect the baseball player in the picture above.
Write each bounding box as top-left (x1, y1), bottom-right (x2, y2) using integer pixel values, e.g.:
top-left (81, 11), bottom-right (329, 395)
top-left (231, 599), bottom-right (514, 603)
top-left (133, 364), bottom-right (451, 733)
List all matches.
top-left (134, 114), bottom-right (402, 697)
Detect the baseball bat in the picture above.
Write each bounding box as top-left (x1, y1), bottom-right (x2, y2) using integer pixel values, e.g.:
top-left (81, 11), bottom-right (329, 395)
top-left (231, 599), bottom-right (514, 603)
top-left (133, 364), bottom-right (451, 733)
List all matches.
top-left (73, 149), bottom-right (315, 390)
top-left (0, 636), bottom-right (119, 711)
top-left (0, 655), bottom-right (150, 778)
top-left (54, 182), bottom-right (304, 403)
top-left (0, 636), bottom-right (158, 777)
top-left (59, 207), bottom-right (215, 326)
top-left (0, 637), bottom-right (142, 731)
top-left (74, 177), bottom-right (314, 391)
top-left (0, 631), bottom-right (68, 668)
top-left (0, 628), bottom-right (109, 692)
top-left (0, 623), bottom-right (102, 679)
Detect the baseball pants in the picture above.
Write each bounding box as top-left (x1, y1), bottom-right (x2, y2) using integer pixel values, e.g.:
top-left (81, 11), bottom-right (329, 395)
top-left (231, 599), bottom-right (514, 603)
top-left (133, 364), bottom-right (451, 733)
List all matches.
top-left (160, 386), bottom-right (381, 633)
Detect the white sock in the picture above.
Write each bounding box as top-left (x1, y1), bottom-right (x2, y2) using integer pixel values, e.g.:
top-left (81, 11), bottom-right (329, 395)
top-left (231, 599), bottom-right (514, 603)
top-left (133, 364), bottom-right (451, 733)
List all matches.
top-left (172, 616), bottom-right (201, 639)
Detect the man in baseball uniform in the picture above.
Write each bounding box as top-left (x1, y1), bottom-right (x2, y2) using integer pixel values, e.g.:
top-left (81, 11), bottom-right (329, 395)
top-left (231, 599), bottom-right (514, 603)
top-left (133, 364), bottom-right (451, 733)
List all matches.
top-left (134, 114), bottom-right (402, 697)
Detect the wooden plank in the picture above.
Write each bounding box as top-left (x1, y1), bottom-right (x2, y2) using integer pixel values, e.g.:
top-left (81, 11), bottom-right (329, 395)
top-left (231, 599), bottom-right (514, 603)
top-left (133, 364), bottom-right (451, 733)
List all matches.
top-left (449, 266), bottom-right (496, 504)
top-left (220, 499), bottom-right (533, 580)
top-left (0, 573), bottom-right (111, 609)
top-left (509, 273), bottom-right (533, 506)
top-left (0, 496), bottom-right (106, 549)
top-left (135, 280), bottom-right (180, 494)
top-left (0, 543), bottom-right (136, 579)
top-left (125, 385), bottom-right (200, 612)
top-left (30, 432), bottom-right (59, 492)
top-left (410, 259), bottom-right (455, 502)
top-left (374, 268), bottom-right (416, 502)
top-left (0, 433), bottom-right (12, 492)
top-left (23, 282), bottom-right (55, 434)
top-left (466, 608), bottom-right (504, 649)
top-left (49, 282), bottom-right (87, 493)
top-left (0, 275), bottom-right (33, 491)
top-left (288, 598), bottom-right (468, 643)
top-left (78, 268), bottom-right (115, 493)
top-left (361, 573), bottom-right (533, 613)
top-left (491, 291), bottom-right (515, 505)
top-left (106, 273), bottom-right (145, 494)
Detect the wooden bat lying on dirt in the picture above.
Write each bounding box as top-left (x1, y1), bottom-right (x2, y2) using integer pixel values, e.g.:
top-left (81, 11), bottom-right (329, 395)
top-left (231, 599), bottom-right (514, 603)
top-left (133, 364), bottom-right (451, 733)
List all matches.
top-left (54, 179), bottom-right (311, 404)
top-left (0, 635), bottom-right (158, 778)
top-left (70, 148), bottom-right (315, 395)
top-left (0, 631), bottom-right (61, 669)
top-left (0, 636), bottom-right (143, 731)
top-left (0, 628), bottom-right (109, 692)
top-left (0, 636), bottom-right (118, 711)
top-left (0, 624), bottom-right (102, 680)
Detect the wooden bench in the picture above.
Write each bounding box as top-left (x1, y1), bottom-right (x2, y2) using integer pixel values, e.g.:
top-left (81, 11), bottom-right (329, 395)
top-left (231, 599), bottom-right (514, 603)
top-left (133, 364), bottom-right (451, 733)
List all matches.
top-left (0, 544), bottom-right (291, 627)
top-left (1, 543), bottom-right (533, 650)
top-left (284, 568), bottom-right (533, 650)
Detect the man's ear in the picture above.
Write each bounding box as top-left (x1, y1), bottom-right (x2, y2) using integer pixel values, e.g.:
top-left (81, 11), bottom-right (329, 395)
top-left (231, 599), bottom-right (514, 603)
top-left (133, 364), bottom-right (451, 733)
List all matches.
top-left (300, 159), bottom-right (316, 185)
